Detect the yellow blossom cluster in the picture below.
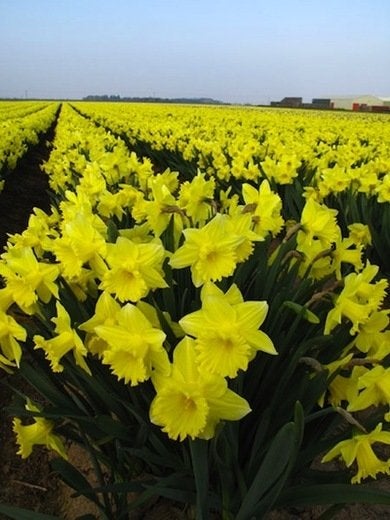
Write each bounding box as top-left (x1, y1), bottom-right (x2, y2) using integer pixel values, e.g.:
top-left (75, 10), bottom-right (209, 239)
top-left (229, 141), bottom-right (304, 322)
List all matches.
top-left (0, 101), bottom-right (388, 486)
top-left (74, 102), bottom-right (390, 202)
top-left (0, 102), bottom-right (59, 190)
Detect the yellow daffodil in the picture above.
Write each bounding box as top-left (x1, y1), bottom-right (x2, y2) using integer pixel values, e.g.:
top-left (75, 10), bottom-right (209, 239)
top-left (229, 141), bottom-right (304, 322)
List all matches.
top-left (179, 282), bottom-right (276, 378)
top-left (347, 223), bottom-right (372, 248)
top-left (79, 291), bottom-right (121, 357)
top-left (52, 211), bottom-right (107, 279)
top-left (376, 173), bottom-right (390, 203)
top-left (225, 213), bottom-right (262, 263)
top-left (354, 310), bottom-right (390, 357)
top-left (100, 237), bottom-right (167, 302)
top-left (132, 175), bottom-right (184, 238)
top-left (347, 366), bottom-right (390, 412)
top-left (13, 400), bottom-right (67, 459)
top-left (0, 309), bottom-right (26, 367)
top-left (261, 154), bottom-right (301, 185)
top-left (150, 336), bottom-right (251, 441)
top-left (296, 237), bottom-right (333, 280)
top-left (34, 301), bottom-right (90, 374)
top-left (297, 199), bottom-right (339, 249)
top-left (331, 231), bottom-right (363, 280)
top-left (322, 423), bottom-right (390, 483)
top-left (0, 247), bottom-right (59, 314)
top-left (325, 365), bottom-right (367, 408)
top-left (95, 303), bottom-right (169, 386)
top-left (170, 214), bottom-right (245, 287)
top-left (242, 180), bottom-right (284, 239)
top-left (178, 172), bottom-right (215, 225)
top-left (324, 263), bottom-right (388, 335)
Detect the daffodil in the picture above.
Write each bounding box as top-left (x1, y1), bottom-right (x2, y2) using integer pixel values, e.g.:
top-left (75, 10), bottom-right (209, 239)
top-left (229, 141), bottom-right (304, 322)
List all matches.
top-left (178, 172), bottom-right (215, 225)
top-left (51, 211), bottom-right (107, 279)
top-left (347, 366), bottom-right (390, 412)
top-left (322, 423), bottom-right (390, 483)
top-left (150, 336), bottom-right (251, 441)
top-left (132, 174), bottom-right (184, 238)
top-left (297, 198), bottom-right (339, 249)
top-left (95, 303), bottom-right (169, 386)
top-left (354, 310), bottom-right (390, 357)
top-left (0, 247), bottom-right (59, 314)
top-left (100, 237), bottom-right (168, 302)
top-left (79, 291), bottom-right (121, 357)
top-left (325, 365), bottom-right (367, 408)
top-left (13, 400), bottom-right (67, 459)
top-left (170, 214), bottom-right (245, 287)
top-left (347, 223), bottom-right (372, 248)
top-left (330, 231), bottom-right (363, 280)
top-left (0, 309), bottom-right (26, 367)
top-left (261, 154), bottom-right (301, 185)
top-left (324, 263), bottom-right (388, 335)
top-left (34, 301), bottom-right (90, 374)
top-left (242, 180), bottom-right (284, 239)
top-left (296, 237), bottom-right (333, 280)
top-left (376, 173), bottom-right (390, 203)
top-left (179, 282), bottom-right (276, 378)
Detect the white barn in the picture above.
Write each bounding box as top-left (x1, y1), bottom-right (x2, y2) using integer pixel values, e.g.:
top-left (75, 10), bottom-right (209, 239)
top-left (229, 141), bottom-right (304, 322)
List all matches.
top-left (330, 95), bottom-right (390, 110)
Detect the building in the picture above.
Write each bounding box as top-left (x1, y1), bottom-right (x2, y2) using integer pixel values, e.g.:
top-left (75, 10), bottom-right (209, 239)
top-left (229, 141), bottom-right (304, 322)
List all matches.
top-left (269, 95), bottom-right (390, 112)
top-left (329, 95), bottom-right (390, 111)
top-left (270, 97), bottom-right (302, 107)
top-left (312, 98), bottom-right (332, 108)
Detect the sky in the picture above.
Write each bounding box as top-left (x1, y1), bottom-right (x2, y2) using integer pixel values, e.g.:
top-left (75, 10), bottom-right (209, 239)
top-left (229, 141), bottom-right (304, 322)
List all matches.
top-left (1, 0), bottom-right (389, 104)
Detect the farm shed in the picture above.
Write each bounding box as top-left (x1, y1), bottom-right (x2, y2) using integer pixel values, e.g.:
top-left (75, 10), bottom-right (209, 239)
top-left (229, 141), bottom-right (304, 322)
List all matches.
top-left (330, 95), bottom-right (389, 110)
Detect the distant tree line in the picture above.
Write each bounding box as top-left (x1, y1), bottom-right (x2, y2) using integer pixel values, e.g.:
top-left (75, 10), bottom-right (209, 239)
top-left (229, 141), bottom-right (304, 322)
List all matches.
top-left (82, 95), bottom-right (227, 105)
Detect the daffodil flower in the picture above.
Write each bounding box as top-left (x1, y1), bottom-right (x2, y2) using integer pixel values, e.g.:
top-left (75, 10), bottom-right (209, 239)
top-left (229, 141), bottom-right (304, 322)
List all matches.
top-left (34, 301), bottom-right (90, 374)
top-left (242, 180), bottom-right (284, 238)
top-left (325, 263), bottom-right (388, 335)
top-left (179, 282), bottom-right (276, 378)
top-left (322, 423), bottom-right (390, 483)
top-left (347, 366), bottom-right (390, 412)
top-left (0, 309), bottom-right (26, 367)
top-left (79, 291), bottom-right (121, 357)
top-left (150, 336), bottom-right (251, 441)
top-left (95, 303), bottom-right (169, 386)
top-left (100, 237), bottom-right (168, 302)
top-left (13, 400), bottom-right (67, 459)
top-left (170, 214), bottom-right (245, 287)
top-left (0, 246), bottom-right (59, 314)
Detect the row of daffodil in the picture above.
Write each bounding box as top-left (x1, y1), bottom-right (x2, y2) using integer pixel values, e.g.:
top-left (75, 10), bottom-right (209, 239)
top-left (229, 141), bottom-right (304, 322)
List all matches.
top-left (73, 102), bottom-right (390, 203)
top-left (0, 101), bottom-right (60, 192)
top-left (1, 102), bottom-right (389, 491)
top-left (0, 101), bottom-right (52, 122)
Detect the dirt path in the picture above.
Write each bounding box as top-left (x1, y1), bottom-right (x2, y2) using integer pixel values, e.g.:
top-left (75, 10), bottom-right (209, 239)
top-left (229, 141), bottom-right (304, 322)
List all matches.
top-left (0, 106), bottom-right (60, 250)
top-left (0, 108), bottom-right (62, 517)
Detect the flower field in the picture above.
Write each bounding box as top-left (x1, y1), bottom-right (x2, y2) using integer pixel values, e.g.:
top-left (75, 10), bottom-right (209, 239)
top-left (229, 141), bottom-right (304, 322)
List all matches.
top-left (0, 101), bottom-right (389, 519)
top-left (0, 102), bottom-right (59, 193)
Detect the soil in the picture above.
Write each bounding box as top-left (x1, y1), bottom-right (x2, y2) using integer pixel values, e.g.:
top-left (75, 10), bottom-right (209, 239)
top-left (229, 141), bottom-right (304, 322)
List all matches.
top-left (0, 109), bottom-right (389, 519)
top-left (0, 113), bottom-right (62, 518)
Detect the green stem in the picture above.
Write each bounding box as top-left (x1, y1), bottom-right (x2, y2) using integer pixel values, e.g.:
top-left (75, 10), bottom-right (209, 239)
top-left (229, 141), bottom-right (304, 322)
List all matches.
top-left (189, 439), bottom-right (209, 520)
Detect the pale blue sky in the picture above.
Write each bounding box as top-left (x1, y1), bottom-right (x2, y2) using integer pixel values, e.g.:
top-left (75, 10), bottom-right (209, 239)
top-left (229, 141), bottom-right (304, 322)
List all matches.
top-left (1, 0), bottom-right (389, 104)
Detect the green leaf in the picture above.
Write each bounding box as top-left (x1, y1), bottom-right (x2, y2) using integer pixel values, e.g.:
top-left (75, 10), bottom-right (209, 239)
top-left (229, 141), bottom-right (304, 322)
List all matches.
top-left (50, 458), bottom-right (102, 508)
top-left (189, 439), bottom-right (209, 520)
top-left (0, 505), bottom-right (59, 520)
top-left (106, 219), bottom-right (119, 243)
top-left (283, 301), bottom-right (320, 324)
top-left (236, 422), bottom-right (298, 520)
top-left (19, 360), bottom-right (74, 410)
top-left (278, 483), bottom-right (390, 507)
top-left (94, 415), bottom-right (130, 441)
